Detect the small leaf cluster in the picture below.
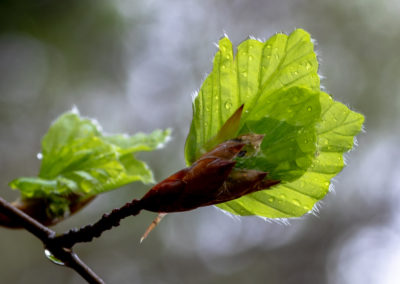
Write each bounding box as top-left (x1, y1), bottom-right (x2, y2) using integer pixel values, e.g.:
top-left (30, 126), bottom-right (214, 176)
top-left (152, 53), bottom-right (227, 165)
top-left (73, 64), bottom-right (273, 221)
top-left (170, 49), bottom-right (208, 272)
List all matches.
top-left (10, 110), bottom-right (170, 218)
top-left (185, 29), bottom-right (364, 218)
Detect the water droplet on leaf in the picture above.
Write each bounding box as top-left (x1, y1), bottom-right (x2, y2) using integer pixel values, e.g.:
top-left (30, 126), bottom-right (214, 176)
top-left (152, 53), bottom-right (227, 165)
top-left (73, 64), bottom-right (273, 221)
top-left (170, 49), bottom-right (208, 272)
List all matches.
top-left (44, 249), bottom-right (65, 266)
top-left (225, 101), bottom-right (232, 109)
top-left (307, 106), bottom-right (312, 112)
top-left (292, 199), bottom-right (301, 206)
top-left (268, 197), bottom-right (275, 203)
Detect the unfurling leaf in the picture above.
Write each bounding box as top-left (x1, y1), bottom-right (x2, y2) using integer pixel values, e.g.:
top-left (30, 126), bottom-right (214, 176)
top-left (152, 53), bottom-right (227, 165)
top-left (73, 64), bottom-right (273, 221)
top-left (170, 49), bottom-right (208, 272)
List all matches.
top-left (139, 133), bottom-right (279, 241)
top-left (185, 29), bottom-right (364, 218)
top-left (140, 134), bottom-right (279, 213)
top-left (9, 110), bottom-right (171, 221)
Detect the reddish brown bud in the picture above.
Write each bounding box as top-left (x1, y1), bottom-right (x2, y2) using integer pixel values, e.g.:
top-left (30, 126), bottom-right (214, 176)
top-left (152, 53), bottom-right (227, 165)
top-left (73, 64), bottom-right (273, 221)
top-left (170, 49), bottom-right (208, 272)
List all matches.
top-left (140, 158), bottom-right (236, 212)
top-left (139, 133), bottom-right (280, 214)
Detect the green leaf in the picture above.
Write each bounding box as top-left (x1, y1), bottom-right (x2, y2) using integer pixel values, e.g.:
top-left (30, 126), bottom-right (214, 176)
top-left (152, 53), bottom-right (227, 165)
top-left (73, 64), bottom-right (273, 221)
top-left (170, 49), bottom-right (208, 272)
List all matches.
top-left (218, 92), bottom-right (364, 217)
top-left (9, 110), bottom-right (171, 217)
top-left (185, 29), bottom-right (364, 218)
top-left (103, 129), bottom-right (171, 154)
top-left (236, 87), bottom-right (321, 182)
top-left (185, 29), bottom-right (320, 165)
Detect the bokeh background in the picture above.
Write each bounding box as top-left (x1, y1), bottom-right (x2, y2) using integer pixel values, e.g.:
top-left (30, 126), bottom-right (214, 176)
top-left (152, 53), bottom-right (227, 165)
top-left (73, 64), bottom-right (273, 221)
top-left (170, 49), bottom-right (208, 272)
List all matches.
top-left (1, 0), bottom-right (399, 283)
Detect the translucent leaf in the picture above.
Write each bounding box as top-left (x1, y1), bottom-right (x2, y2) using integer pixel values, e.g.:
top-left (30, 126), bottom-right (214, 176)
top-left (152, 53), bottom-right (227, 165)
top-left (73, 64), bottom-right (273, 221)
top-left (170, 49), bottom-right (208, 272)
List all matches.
top-left (103, 129), bottom-right (171, 154)
top-left (236, 87), bottom-right (321, 182)
top-left (185, 29), bottom-right (320, 165)
top-left (217, 92), bottom-right (364, 217)
top-left (9, 110), bottom-right (171, 217)
top-left (184, 29), bottom-right (364, 218)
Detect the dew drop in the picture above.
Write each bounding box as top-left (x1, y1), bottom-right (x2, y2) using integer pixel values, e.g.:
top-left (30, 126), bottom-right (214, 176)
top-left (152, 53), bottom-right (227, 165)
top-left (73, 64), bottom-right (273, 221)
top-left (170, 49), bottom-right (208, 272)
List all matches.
top-left (279, 193), bottom-right (286, 199)
top-left (242, 71), bottom-right (248, 78)
top-left (266, 55), bottom-right (271, 60)
top-left (221, 65), bottom-right (226, 70)
top-left (242, 51), bottom-right (248, 56)
top-left (307, 106), bottom-right (312, 112)
top-left (44, 249), bottom-right (65, 266)
top-left (226, 55), bottom-right (230, 60)
top-left (37, 153), bottom-right (43, 160)
top-left (324, 181), bottom-right (330, 187)
top-left (266, 44), bottom-right (272, 49)
top-left (306, 62), bottom-right (312, 70)
top-left (268, 197), bottom-right (275, 203)
top-left (292, 199), bottom-right (301, 206)
top-left (249, 55), bottom-right (254, 61)
top-left (294, 71), bottom-right (299, 75)
top-left (225, 101), bottom-right (232, 110)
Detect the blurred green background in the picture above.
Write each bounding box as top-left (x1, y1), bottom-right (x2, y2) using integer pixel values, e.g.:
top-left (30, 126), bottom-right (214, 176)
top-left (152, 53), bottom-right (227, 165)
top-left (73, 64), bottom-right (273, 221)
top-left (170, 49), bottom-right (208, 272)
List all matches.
top-left (1, 0), bottom-right (399, 283)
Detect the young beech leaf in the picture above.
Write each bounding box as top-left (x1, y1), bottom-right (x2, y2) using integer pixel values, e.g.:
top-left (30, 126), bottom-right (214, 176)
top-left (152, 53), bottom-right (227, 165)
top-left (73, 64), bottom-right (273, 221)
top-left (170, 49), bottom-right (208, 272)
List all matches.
top-left (185, 29), bottom-right (320, 165)
top-left (218, 92), bottom-right (364, 217)
top-left (185, 29), bottom-right (364, 218)
top-left (9, 110), bottom-right (171, 218)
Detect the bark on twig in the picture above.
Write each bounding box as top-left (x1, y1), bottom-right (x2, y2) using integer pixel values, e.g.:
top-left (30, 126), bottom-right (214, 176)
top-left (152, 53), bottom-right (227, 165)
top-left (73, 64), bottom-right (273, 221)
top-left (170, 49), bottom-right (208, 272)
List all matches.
top-left (0, 197), bottom-right (105, 284)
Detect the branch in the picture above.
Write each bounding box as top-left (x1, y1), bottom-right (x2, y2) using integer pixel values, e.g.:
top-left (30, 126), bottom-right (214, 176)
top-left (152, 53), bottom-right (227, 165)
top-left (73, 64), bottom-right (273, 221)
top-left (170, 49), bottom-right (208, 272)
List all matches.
top-left (53, 199), bottom-right (143, 248)
top-left (0, 197), bottom-right (104, 284)
top-left (0, 197), bottom-right (54, 241)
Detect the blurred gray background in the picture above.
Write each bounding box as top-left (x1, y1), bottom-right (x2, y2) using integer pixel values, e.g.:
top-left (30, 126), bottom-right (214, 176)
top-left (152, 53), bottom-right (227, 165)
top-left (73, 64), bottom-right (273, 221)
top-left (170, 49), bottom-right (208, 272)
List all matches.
top-left (1, 0), bottom-right (399, 283)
